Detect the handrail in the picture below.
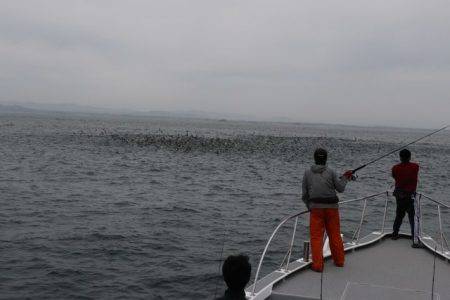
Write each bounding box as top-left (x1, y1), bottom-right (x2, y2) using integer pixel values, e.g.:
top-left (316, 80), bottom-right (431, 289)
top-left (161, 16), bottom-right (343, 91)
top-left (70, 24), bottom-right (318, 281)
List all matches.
top-left (339, 191), bottom-right (388, 205)
top-left (250, 190), bottom-right (450, 297)
top-left (351, 199), bottom-right (368, 244)
top-left (251, 191), bottom-right (388, 296)
top-left (381, 191), bottom-right (389, 233)
top-left (418, 192), bottom-right (450, 253)
top-left (418, 193), bottom-right (450, 209)
top-left (251, 210), bottom-right (309, 295)
top-left (285, 216), bottom-right (298, 271)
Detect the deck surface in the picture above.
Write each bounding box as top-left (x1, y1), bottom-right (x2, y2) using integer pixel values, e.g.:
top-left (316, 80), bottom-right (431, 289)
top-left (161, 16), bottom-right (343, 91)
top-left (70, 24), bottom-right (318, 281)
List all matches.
top-left (271, 237), bottom-right (450, 300)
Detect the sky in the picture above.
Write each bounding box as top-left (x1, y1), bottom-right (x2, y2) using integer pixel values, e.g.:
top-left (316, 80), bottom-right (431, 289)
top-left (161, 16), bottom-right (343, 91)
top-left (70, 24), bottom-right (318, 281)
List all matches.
top-left (1, 0), bottom-right (450, 128)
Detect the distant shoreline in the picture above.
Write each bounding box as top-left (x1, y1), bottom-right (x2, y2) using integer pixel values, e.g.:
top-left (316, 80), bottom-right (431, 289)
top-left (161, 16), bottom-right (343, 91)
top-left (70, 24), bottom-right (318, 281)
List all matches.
top-left (0, 103), bottom-right (440, 132)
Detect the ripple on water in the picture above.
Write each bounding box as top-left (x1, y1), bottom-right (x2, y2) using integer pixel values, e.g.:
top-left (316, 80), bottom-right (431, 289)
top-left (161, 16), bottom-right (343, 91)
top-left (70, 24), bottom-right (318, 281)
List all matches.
top-left (113, 201), bottom-right (135, 207)
top-left (2, 116), bottom-right (450, 299)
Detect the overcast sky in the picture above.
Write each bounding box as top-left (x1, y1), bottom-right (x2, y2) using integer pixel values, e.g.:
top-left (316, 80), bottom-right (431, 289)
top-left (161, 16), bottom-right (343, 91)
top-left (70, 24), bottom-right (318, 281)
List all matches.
top-left (1, 1), bottom-right (449, 128)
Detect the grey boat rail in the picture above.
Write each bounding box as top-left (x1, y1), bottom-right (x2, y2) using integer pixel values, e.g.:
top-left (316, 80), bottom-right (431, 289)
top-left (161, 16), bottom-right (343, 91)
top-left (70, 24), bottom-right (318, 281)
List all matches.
top-left (420, 193), bottom-right (450, 252)
top-left (250, 190), bottom-right (450, 298)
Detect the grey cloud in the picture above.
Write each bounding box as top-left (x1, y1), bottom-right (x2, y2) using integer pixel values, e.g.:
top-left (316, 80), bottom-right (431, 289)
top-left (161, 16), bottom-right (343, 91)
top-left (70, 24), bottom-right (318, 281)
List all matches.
top-left (1, 0), bottom-right (450, 127)
top-left (0, 15), bottom-right (120, 53)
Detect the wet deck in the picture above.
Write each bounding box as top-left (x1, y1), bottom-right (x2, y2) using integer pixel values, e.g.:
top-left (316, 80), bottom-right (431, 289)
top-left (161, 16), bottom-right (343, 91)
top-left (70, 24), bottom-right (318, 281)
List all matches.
top-left (270, 237), bottom-right (450, 300)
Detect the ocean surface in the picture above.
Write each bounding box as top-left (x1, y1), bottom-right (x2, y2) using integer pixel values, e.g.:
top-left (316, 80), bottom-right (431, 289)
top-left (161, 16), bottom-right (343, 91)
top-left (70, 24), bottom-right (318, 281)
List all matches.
top-left (1, 113), bottom-right (449, 299)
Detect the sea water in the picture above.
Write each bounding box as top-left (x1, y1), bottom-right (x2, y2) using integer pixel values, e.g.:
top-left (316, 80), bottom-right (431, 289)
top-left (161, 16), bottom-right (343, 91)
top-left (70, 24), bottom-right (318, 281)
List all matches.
top-left (1, 113), bottom-right (449, 299)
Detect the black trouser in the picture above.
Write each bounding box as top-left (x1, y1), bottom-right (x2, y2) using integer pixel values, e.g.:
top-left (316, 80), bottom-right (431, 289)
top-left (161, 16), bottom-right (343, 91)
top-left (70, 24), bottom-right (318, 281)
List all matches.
top-left (393, 195), bottom-right (415, 237)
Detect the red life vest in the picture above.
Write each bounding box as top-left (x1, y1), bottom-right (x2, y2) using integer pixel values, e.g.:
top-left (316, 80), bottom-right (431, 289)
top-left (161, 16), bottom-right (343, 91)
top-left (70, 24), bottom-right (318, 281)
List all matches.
top-left (392, 162), bottom-right (419, 192)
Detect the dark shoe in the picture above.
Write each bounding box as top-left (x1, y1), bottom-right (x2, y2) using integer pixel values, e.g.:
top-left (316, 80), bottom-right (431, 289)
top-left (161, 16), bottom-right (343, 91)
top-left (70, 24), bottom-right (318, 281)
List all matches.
top-left (411, 243), bottom-right (422, 248)
top-left (391, 234), bottom-right (399, 240)
top-left (334, 262), bottom-right (344, 267)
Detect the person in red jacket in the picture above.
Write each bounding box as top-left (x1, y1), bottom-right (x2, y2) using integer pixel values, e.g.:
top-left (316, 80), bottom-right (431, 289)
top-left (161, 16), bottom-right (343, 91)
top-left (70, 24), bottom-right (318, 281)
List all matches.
top-left (391, 149), bottom-right (419, 246)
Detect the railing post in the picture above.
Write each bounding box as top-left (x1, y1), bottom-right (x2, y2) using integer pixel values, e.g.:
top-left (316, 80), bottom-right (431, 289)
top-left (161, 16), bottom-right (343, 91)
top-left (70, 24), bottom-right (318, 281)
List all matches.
top-left (252, 223), bottom-right (281, 296)
top-left (285, 217), bottom-right (299, 272)
top-left (412, 193), bottom-right (421, 245)
top-left (251, 210), bottom-right (309, 296)
top-left (381, 191), bottom-right (389, 233)
top-left (353, 199), bottom-right (367, 244)
top-left (437, 205), bottom-right (445, 252)
top-left (418, 194), bottom-right (423, 239)
top-left (443, 235), bottom-right (450, 251)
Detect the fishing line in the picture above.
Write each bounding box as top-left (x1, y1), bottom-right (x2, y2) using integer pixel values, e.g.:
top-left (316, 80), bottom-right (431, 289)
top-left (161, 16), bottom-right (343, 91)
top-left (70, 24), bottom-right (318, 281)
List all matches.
top-left (352, 125), bottom-right (448, 174)
top-left (213, 225), bottom-right (231, 298)
top-left (213, 242), bottom-right (225, 298)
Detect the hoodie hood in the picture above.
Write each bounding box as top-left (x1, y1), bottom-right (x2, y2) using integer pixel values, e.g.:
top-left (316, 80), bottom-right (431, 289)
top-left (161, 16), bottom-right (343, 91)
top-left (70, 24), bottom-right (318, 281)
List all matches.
top-left (311, 164), bottom-right (327, 173)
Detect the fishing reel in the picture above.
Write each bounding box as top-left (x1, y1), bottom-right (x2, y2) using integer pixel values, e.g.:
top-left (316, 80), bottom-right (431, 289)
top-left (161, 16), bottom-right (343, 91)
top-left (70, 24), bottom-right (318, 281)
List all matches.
top-left (344, 171), bottom-right (357, 181)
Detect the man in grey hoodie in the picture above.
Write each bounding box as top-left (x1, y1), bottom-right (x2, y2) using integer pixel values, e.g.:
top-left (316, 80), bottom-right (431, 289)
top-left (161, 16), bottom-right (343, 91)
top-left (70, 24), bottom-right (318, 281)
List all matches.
top-left (302, 148), bottom-right (353, 272)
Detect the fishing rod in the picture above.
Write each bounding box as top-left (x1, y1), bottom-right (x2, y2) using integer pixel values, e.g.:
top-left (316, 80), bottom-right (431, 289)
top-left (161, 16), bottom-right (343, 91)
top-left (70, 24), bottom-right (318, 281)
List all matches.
top-left (351, 125), bottom-right (448, 174)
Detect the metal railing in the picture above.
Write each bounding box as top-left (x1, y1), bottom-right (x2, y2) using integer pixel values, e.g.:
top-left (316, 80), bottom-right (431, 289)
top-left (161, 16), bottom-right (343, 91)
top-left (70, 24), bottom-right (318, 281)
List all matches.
top-left (251, 191), bottom-right (388, 296)
top-left (339, 191), bottom-right (389, 244)
top-left (251, 210), bottom-right (309, 295)
top-left (251, 190), bottom-right (450, 296)
top-left (419, 193), bottom-right (450, 252)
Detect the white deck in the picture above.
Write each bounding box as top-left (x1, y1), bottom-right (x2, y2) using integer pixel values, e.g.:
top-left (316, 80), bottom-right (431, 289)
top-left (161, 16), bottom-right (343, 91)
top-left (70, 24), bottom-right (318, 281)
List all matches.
top-left (269, 236), bottom-right (450, 300)
top-left (245, 192), bottom-right (450, 300)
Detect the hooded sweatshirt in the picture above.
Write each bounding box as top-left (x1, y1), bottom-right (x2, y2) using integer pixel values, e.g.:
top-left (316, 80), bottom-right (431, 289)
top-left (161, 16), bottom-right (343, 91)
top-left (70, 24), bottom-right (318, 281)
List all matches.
top-left (302, 164), bottom-right (348, 209)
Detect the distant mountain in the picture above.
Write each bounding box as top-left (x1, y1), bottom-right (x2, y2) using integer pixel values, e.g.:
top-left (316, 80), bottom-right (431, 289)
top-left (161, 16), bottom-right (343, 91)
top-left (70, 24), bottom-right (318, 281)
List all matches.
top-left (0, 104), bottom-right (37, 113)
top-left (138, 110), bottom-right (256, 121)
top-left (1, 101), bottom-right (298, 124)
top-left (12, 102), bottom-right (119, 114)
top-left (0, 102), bottom-right (259, 121)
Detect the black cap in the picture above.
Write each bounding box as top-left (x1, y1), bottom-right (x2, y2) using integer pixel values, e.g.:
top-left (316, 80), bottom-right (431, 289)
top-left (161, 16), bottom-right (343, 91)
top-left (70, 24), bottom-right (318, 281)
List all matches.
top-left (314, 148), bottom-right (328, 165)
top-left (399, 149), bottom-right (411, 163)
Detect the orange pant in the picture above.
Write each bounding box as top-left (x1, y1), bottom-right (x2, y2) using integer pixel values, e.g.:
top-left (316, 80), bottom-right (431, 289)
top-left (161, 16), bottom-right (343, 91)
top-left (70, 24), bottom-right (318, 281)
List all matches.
top-left (310, 208), bottom-right (345, 271)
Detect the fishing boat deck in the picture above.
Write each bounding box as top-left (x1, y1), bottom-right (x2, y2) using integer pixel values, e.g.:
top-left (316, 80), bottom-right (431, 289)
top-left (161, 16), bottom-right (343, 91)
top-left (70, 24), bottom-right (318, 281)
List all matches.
top-left (269, 236), bottom-right (450, 300)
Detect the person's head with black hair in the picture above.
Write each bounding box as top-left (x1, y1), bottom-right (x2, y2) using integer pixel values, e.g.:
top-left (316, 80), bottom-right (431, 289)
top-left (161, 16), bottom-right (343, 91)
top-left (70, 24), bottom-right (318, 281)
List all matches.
top-left (399, 149), bottom-right (411, 163)
top-left (314, 148), bottom-right (328, 165)
top-left (222, 254), bottom-right (251, 294)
